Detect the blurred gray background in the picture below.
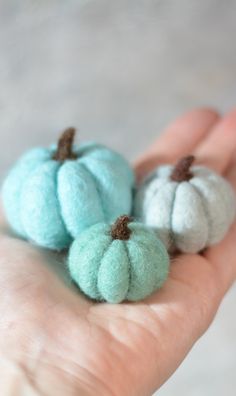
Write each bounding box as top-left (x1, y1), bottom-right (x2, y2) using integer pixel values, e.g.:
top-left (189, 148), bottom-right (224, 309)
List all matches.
top-left (0, 1), bottom-right (236, 395)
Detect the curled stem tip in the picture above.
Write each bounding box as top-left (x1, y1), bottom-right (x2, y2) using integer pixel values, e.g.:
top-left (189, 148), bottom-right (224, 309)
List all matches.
top-left (53, 127), bottom-right (77, 161)
top-left (171, 155), bottom-right (195, 182)
top-left (111, 215), bottom-right (132, 241)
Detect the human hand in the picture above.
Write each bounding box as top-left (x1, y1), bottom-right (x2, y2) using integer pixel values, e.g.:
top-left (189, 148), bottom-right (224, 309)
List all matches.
top-left (0, 108), bottom-right (236, 396)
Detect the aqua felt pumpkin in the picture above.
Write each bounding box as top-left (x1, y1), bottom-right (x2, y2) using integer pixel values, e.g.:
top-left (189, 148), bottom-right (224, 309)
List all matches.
top-left (68, 215), bottom-right (169, 303)
top-left (2, 128), bottom-right (135, 250)
top-left (134, 156), bottom-right (236, 254)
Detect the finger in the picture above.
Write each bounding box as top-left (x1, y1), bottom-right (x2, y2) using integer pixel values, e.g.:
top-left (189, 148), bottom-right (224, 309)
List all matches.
top-left (145, 220), bottom-right (236, 348)
top-left (203, 223), bottom-right (236, 294)
top-left (194, 108), bottom-right (236, 174)
top-left (135, 108), bottom-right (220, 181)
top-left (205, 159), bottom-right (236, 288)
top-left (225, 155), bottom-right (236, 190)
top-left (0, 206), bottom-right (17, 237)
top-left (146, 253), bottom-right (225, 335)
top-left (134, 252), bottom-right (227, 391)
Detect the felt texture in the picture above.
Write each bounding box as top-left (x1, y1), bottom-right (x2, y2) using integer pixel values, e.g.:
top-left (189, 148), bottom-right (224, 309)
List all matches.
top-left (134, 164), bottom-right (236, 254)
top-left (21, 161), bottom-right (72, 249)
top-left (68, 220), bottom-right (170, 303)
top-left (58, 161), bottom-right (104, 237)
top-left (2, 142), bottom-right (135, 250)
top-left (1, 147), bottom-right (51, 237)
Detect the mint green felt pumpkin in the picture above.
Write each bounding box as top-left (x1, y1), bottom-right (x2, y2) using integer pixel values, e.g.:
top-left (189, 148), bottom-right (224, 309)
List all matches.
top-left (2, 128), bottom-right (135, 250)
top-left (68, 215), bottom-right (170, 303)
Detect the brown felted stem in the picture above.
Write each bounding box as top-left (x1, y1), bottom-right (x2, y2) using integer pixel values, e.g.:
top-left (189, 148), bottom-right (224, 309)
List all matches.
top-left (171, 155), bottom-right (195, 182)
top-left (111, 215), bottom-right (132, 241)
top-left (53, 127), bottom-right (77, 161)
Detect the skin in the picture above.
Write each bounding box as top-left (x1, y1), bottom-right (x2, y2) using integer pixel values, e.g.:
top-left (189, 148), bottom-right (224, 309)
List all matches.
top-left (1, 108), bottom-right (236, 396)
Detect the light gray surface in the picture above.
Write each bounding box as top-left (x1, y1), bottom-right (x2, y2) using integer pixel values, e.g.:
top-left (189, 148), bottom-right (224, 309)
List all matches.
top-left (0, 1), bottom-right (235, 395)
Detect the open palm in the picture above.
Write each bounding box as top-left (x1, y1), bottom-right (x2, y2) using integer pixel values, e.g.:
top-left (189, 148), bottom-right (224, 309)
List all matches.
top-left (1, 108), bottom-right (236, 396)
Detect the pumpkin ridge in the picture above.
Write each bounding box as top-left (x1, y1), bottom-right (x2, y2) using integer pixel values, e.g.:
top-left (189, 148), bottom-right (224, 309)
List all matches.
top-left (169, 183), bottom-right (179, 251)
top-left (214, 177), bottom-right (236, 226)
top-left (80, 156), bottom-right (134, 217)
top-left (122, 241), bottom-right (132, 299)
top-left (79, 150), bottom-right (134, 184)
top-left (141, 180), bottom-right (178, 251)
top-left (189, 181), bottom-right (210, 245)
top-left (18, 157), bottom-right (53, 239)
top-left (79, 233), bottom-right (112, 301)
top-left (171, 182), bottom-right (209, 253)
top-left (95, 242), bottom-right (112, 301)
top-left (141, 165), bottom-right (172, 187)
top-left (143, 166), bottom-right (174, 210)
top-left (145, 179), bottom-right (172, 215)
top-left (55, 164), bottom-right (74, 240)
top-left (20, 161), bottom-right (71, 248)
top-left (57, 161), bottom-right (105, 238)
top-left (129, 225), bottom-right (168, 259)
top-left (96, 239), bottom-right (129, 302)
top-left (79, 162), bottom-right (107, 222)
top-left (190, 175), bottom-right (235, 245)
top-left (126, 237), bottom-right (164, 300)
top-left (69, 224), bottom-right (110, 262)
top-left (201, 171), bottom-right (234, 215)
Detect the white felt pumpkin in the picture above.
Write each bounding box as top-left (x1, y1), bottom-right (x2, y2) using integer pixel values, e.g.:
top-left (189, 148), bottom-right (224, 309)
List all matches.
top-left (134, 156), bottom-right (236, 253)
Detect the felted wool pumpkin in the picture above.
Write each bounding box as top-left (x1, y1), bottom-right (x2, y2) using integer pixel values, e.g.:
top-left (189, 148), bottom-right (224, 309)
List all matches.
top-left (134, 156), bottom-right (236, 254)
top-left (2, 128), bottom-right (135, 250)
top-left (68, 215), bottom-right (169, 303)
